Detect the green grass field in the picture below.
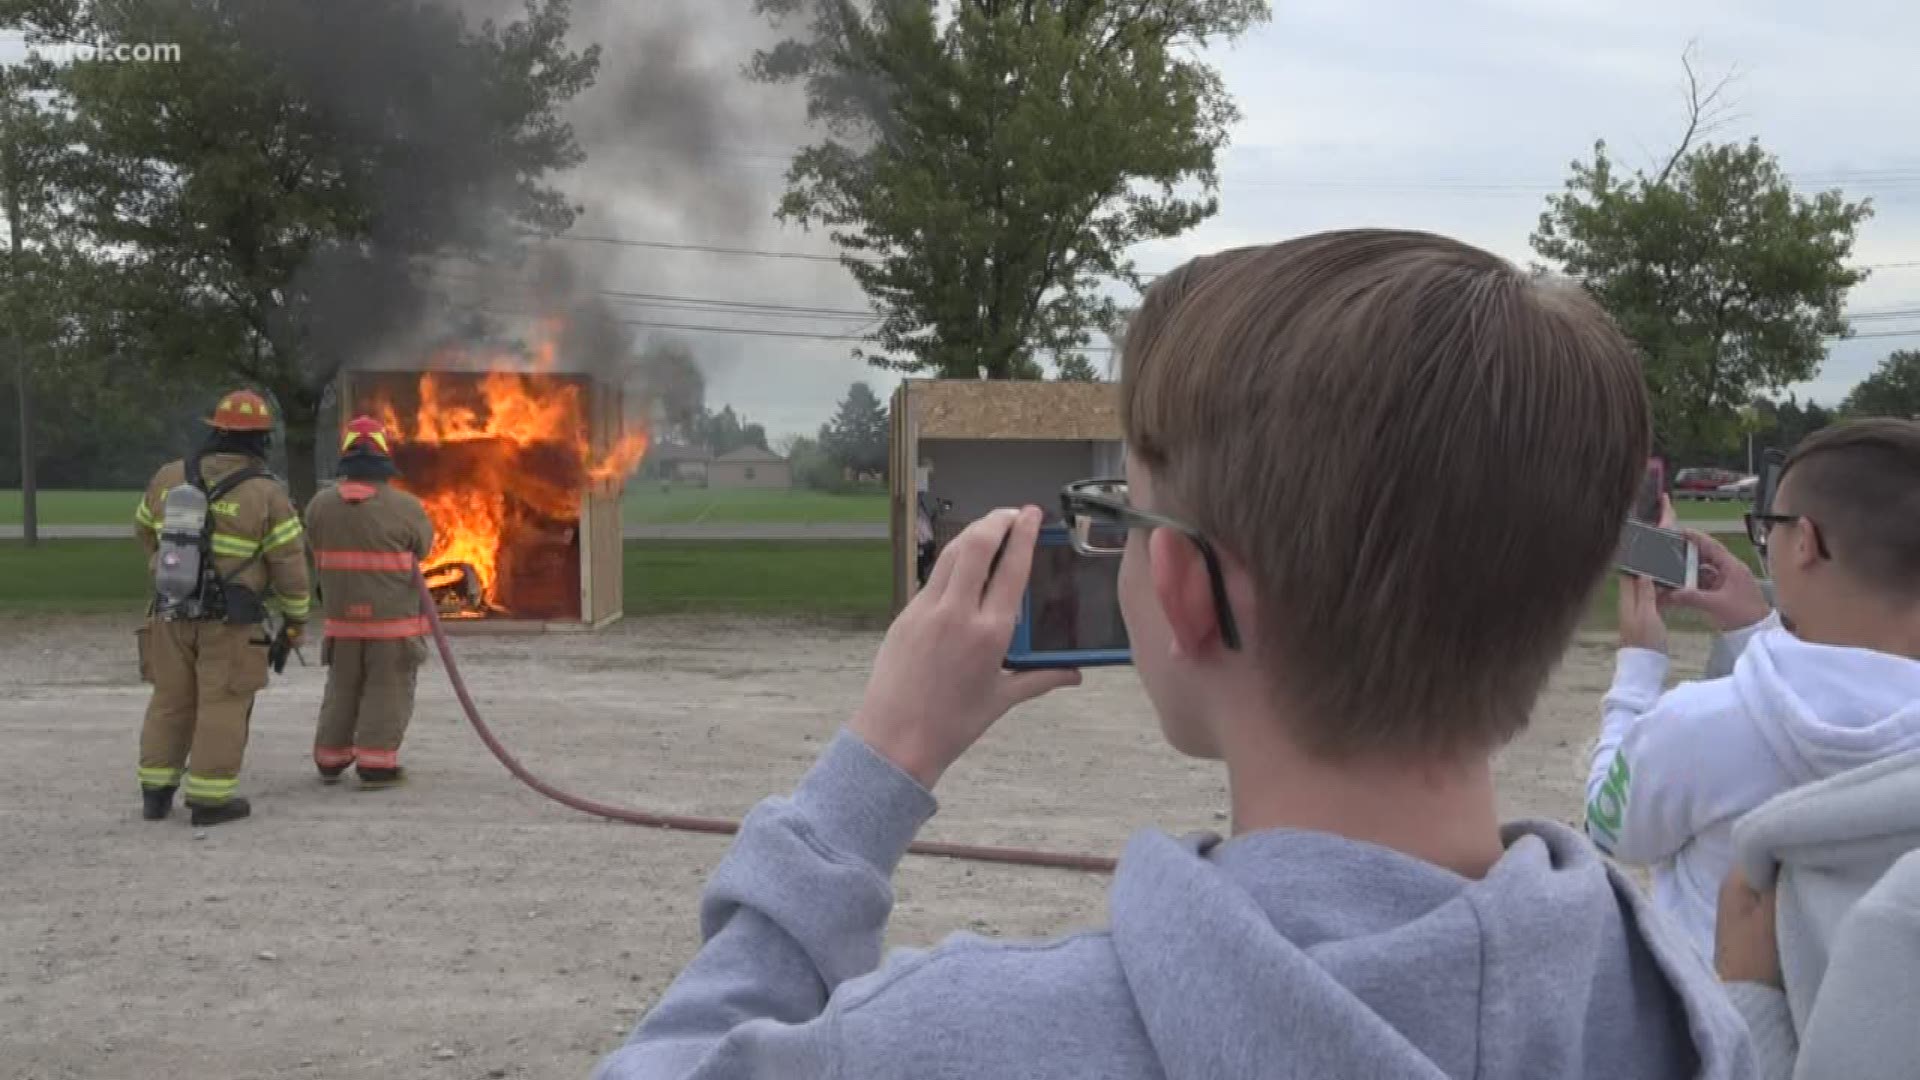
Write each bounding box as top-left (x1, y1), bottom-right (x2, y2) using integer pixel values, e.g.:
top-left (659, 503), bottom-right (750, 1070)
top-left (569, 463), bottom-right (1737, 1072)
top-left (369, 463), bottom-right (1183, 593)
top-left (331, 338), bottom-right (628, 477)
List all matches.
top-left (0, 540), bottom-right (153, 612)
top-left (621, 485), bottom-right (886, 525)
top-left (0, 490), bottom-right (140, 527)
top-left (624, 541), bottom-right (889, 619)
top-left (0, 539), bottom-right (892, 620)
top-left (1, 487), bottom-right (888, 528)
top-left (0, 531), bottom-right (1763, 639)
top-left (1670, 498), bottom-right (1751, 520)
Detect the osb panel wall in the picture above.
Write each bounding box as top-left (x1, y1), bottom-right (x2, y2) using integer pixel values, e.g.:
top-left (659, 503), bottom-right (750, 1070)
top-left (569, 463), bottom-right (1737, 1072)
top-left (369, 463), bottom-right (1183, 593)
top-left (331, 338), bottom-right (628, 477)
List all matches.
top-left (906, 379), bottom-right (1122, 440)
top-left (586, 380), bottom-right (625, 624)
top-left (585, 488), bottom-right (622, 624)
top-left (890, 384), bottom-right (914, 614)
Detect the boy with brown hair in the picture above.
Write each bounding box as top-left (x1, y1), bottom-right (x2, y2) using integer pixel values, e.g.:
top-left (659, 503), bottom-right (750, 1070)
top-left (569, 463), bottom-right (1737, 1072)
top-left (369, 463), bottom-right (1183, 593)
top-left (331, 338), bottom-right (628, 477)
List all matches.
top-left (597, 230), bottom-right (1753, 1079)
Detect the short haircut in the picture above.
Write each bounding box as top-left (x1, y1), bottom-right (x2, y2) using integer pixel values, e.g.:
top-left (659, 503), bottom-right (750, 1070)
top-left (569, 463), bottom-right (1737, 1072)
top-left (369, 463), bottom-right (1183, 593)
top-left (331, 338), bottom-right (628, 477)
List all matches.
top-left (1781, 418), bottom-right (1920, 599)
top-left (1122, 229), bottom-right (1650, 760)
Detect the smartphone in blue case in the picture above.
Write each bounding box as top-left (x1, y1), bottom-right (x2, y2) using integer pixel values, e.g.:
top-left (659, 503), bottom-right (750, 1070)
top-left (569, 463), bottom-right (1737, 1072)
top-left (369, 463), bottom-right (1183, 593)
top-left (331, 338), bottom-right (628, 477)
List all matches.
top-left (1004, 525), bottom-right (1132, 670)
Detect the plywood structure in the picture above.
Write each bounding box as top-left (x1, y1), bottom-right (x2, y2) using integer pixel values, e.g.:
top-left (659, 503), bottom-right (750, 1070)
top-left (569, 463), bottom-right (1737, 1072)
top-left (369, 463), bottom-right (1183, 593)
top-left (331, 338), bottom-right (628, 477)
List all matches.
top-left (335, 369), bottom-right (625, 633)
top-left (907, 379), bottom-right (1123, 440)
top-left (889, 379), bottom-right (1123, 615)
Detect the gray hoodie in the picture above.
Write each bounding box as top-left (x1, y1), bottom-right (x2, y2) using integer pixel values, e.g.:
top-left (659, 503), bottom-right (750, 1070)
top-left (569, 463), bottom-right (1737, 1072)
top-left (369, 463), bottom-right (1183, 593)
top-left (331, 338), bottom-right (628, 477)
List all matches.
top-left (1729, 749), bottom-right (1920, 1078)
top-left (597, 731), bottom-right (1753, 1079)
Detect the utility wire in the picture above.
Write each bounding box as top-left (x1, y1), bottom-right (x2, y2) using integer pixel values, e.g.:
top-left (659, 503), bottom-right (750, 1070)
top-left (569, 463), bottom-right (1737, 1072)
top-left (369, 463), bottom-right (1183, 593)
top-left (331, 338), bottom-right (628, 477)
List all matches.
top-left (524, 231), bottom-right (1920, 282)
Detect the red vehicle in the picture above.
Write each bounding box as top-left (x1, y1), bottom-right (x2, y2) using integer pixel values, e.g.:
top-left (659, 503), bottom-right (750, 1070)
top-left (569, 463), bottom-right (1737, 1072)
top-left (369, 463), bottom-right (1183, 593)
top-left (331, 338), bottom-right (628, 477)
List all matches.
top-left (1672, 467), bottom-right (1745, 499)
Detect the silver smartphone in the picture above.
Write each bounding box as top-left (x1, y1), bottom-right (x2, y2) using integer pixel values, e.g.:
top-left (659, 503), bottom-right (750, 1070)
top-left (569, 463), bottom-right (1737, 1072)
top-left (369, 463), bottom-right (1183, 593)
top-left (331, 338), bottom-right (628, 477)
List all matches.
top-left (1617, 520), bottom-right (1699, 590)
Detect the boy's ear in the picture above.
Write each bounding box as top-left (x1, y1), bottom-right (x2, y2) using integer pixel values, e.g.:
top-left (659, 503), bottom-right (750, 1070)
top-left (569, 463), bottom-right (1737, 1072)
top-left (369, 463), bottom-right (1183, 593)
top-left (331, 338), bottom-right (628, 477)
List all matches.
top-left (1148, 528), bottom-right (1225, 659)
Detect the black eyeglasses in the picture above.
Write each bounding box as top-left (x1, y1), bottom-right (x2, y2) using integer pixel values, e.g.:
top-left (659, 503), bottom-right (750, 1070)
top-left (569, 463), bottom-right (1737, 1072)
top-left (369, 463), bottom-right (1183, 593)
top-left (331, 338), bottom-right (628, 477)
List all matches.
top-left (1059, 478), bottom-right (1242, 651)
top-left (1746, 512), bottom-right (1831, 559)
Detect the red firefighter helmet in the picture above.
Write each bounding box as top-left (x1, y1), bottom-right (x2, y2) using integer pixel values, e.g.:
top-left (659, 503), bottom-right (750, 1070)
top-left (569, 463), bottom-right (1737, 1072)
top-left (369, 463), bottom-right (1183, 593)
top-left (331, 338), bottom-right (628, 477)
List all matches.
top-left (206, 389), bottom-right (275, 432)
top-left (340, 416), bottom-right (393, 458)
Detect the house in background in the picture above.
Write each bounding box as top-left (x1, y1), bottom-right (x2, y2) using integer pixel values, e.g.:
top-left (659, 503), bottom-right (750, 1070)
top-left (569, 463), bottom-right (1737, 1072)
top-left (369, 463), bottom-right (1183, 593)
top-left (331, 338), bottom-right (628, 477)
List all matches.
top-left (647, 441), bottom-right (711, 484)
top-left (706, 445), bottom-right (792, 489)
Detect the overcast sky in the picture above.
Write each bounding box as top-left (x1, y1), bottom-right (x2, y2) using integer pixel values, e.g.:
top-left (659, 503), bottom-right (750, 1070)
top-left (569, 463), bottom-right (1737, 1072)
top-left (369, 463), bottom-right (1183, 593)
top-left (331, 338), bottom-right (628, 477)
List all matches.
top-left (10, 1), bottom-right (1917, 441)
top-left (592, 0), bottom-right (1920, 440)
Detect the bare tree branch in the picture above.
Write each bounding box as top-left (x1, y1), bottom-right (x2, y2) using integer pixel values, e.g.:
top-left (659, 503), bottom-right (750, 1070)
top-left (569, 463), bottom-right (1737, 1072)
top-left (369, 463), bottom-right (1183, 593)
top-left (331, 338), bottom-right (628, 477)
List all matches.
top-left (1654, 42), bottom-right (1740, 187)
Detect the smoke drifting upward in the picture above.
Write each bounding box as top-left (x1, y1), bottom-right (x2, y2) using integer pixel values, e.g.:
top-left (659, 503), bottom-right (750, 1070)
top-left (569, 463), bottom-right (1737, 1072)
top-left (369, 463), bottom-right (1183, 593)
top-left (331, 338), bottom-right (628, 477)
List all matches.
top-left (262, 0), bottom-right (873, 439)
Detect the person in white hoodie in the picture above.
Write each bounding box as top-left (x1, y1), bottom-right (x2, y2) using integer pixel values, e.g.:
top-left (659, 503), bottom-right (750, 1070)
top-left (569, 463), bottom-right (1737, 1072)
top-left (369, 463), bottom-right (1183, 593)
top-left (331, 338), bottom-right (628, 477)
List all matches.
top-left (1714, 751), bottom-right (1920, 1080)
top-left (1586, 417), bottom-right (1920, 959)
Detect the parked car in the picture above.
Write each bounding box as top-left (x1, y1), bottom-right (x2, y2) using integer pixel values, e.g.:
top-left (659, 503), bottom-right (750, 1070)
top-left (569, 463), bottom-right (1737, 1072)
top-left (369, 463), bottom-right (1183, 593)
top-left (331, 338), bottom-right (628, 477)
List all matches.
top-left (1710, 475), bottom-right (1759, 501)
top-left (1673, 467), bottom-right (1746, 499)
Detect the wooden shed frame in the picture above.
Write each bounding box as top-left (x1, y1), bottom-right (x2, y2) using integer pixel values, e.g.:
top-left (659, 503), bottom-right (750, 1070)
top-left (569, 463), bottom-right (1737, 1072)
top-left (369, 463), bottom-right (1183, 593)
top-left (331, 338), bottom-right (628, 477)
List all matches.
top-left (336, 369), bottom-right (625, 633)
top-left (888, 379), bottom-right (1123, 615)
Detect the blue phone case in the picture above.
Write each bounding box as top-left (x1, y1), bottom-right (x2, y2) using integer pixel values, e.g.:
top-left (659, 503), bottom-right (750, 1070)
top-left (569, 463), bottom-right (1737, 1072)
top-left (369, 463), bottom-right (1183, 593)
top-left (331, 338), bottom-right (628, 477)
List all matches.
top-left (1004, 525), bottom-right (1132, 670)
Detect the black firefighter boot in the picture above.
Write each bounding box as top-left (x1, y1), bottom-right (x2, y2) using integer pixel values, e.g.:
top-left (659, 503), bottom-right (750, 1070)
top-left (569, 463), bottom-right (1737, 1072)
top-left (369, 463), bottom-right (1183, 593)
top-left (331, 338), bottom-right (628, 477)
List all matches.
top-left (141, 785), bottom-right (177, 821)
top-left (356, 767), bottom-right (406, 790)
top-left (188, 797), bottom-right (252, 827)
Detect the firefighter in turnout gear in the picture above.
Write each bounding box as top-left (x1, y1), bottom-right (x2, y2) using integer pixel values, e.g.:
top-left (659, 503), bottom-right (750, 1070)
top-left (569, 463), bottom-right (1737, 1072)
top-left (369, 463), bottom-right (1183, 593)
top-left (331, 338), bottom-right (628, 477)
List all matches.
top-left (134, 390), bottom-right (311, 826)
top-left (305, 416), bottom-right (434, 788)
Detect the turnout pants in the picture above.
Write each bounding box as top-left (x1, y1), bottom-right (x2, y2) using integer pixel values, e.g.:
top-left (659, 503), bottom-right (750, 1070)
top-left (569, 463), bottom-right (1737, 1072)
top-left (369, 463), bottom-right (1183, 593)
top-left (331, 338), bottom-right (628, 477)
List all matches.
top-left (138, 619), bottom-right (270, 807)
top-left (314, 637), bottom-right (425, 773)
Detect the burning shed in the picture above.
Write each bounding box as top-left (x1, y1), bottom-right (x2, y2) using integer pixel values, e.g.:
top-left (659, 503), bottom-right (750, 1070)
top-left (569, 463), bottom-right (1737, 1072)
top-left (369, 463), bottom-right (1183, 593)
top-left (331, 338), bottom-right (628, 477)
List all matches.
top-left (336, 355), bottom-right (645, 632)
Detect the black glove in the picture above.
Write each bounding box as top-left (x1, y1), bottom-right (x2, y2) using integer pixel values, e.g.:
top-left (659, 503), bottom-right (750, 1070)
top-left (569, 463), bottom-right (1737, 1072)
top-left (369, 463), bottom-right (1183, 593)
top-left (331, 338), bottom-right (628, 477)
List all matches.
top-left (268, 622), bottom-right (303, 674)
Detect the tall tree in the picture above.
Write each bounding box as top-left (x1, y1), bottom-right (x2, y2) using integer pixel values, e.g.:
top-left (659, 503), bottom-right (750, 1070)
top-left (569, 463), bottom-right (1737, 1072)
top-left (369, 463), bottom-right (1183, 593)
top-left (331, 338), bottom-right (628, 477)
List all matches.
top-left (753, 0), bottom-right (1268, 379)
top-left (781, 432), bottom-right (840, 490)
top-left (696, 405), bottom-right (770, 457)
top-left (819, 380), bottom-right (888, 477)
top-left (1764, 393), bottom-right (1835, 454)
top-left (1053, 352), bottom-right (1100, 382)
top-left (1531, 55), bottom-right (1871, 461)
top-left (7, 0), bottom-right (600, 506)
top-left (1843, 350), bottom-right (1920, 419)
top-left (632, 338), bottom-right (706, 445)
top-left (0, 64), bottom-right (64, 544)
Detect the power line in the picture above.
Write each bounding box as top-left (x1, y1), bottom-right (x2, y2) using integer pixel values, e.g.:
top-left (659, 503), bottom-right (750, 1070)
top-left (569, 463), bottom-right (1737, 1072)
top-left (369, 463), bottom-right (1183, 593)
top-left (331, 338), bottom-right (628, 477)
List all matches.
top-left (426, 270), bottom-right (879, 321)
top-left (523, 230), bottom-right (1920, 288)
top-left (619, 320), bottom-right (867, 341)
top-left (532, 233), bottom-right (858, 263)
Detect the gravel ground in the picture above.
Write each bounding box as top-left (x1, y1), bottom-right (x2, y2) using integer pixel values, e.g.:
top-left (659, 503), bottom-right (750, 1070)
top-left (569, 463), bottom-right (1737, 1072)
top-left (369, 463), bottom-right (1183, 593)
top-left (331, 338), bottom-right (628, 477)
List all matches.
top-left (0, 613), bottom-right (1711, 1079)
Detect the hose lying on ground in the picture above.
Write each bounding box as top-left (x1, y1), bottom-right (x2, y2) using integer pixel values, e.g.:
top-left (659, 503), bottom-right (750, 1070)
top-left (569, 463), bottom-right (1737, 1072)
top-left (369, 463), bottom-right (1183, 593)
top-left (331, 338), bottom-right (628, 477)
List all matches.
top-left (417, 574), bottom-right (1119, 874)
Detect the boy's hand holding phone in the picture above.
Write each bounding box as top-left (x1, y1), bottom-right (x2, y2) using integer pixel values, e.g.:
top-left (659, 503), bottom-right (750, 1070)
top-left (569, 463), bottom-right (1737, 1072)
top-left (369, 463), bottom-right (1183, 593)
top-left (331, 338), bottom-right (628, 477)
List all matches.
top-left (1666, 529), bottom-right (1773, 633)
top-left (848, 507), bottom-right (1081, 790)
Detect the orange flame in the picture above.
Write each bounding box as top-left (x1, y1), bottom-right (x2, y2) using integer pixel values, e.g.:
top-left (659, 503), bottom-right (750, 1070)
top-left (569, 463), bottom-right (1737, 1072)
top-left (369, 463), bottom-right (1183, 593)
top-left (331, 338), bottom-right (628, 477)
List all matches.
top-left (362, 331), bottom-right (648, 615)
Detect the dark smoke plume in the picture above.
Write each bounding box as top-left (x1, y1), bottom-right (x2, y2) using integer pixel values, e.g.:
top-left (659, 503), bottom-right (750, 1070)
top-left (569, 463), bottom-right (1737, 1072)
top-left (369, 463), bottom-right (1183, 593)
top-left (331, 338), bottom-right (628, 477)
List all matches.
top-left (253, 0), bottom-right (864, 438)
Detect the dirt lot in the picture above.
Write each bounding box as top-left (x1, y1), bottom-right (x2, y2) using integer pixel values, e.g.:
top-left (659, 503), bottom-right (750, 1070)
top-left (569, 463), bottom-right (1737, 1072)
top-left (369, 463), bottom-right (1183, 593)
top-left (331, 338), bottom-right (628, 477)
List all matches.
top-left (0, 614), bottom-right (1711, 1079)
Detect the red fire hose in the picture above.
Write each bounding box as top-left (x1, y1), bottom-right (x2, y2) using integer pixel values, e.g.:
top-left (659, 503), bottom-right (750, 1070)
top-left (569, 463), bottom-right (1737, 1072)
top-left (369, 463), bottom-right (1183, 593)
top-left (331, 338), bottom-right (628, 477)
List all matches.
top-left (417, 575), bottom-right (1118, 874)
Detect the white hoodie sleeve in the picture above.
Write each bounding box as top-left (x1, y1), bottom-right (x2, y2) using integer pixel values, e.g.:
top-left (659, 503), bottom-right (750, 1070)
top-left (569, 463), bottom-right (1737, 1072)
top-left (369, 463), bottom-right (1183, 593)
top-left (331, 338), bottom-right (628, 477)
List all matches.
top-left (1585, 648), bottom-right (1669, 856)
top-left (1585, 643), bottom-right (1779, 865)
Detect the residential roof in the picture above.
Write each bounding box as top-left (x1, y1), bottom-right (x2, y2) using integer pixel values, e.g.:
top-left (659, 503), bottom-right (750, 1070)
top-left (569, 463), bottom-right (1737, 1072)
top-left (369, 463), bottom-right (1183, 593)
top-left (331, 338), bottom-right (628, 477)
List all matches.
top-left (649, 441), bottom-right (711, 463)
top-left (713, 445), bottom-right (787, 464)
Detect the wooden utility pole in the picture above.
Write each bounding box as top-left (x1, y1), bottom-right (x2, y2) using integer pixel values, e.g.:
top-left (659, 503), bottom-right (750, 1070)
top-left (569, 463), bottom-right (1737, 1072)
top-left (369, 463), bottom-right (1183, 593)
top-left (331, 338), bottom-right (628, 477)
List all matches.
top-left (0, 92), bottom-right (36, 546)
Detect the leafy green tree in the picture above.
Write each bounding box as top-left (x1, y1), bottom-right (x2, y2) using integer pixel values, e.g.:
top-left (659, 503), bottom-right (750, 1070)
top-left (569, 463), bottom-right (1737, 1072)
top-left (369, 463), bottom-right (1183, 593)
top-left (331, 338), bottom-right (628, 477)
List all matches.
top-left (819, 380), bottom-right (888, 478)
top-left (1843, 350), bottom-right (1920, 419)
top-left (0, 66), bottom-right (55, 541)
top-left (5, 0), bottom-right (600, 506)
top-left (1776, 394), bottom-right (1835, 449)
top-left (781, 433), bottom-right (841, 491)
top-left (1053, 352), bottom-right (1100, 382)
top-left (633, 339), bottom-right (706, 444)
top-left (696, 405), bottom-right (770, 457)
top-left (753, 0), bottom-right (1268, 379)
top-left (1531, 59), bottom-right (1871, 461)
